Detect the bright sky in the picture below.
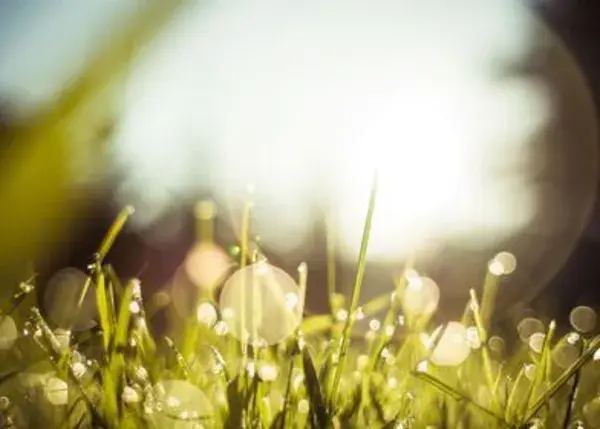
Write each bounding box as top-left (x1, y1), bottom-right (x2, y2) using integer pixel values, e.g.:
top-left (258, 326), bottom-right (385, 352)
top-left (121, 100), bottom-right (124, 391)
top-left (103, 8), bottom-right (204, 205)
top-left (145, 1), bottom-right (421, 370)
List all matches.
top-left (109, 0), bottom-right (550, 260)
top-left (0, 1), bottom-right (592, 269)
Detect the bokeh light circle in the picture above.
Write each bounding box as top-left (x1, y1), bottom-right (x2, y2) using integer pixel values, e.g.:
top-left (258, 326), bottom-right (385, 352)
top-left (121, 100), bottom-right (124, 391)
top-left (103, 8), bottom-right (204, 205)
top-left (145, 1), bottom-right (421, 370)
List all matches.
top-left (528, 332), bottom-right (546, 354)
top-left (0, 316), bottom-right (17, 351)
top-left (44, 268), bottom-right (97, 331)
top-left (154, 380), bottom-right (213, 429)
top-left (45, 377), bottom-right (68, 405)
top-left (185, 243), bottom-right (232, 290)
top-left (488, 336), bottom-right (505, 357)
top-left (517, 317), bottom-right (544, 343)
top-left (553, 342), bottom-right (579, 369)
top-left (402, 276), bottom-right (440, 316)
top-left (430, 322), bottom-right (471, 367)
top-left (219, 262), bottom-right (302, 346)
top-left (569, 306), bottom-right (597, 333)
top-left (583, 398), bottom-right (600, 428)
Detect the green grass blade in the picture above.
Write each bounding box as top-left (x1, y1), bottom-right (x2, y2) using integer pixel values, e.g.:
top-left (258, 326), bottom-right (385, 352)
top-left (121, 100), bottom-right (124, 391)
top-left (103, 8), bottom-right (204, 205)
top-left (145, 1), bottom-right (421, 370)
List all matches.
top-left (302, 346), bottom-right (330, 428)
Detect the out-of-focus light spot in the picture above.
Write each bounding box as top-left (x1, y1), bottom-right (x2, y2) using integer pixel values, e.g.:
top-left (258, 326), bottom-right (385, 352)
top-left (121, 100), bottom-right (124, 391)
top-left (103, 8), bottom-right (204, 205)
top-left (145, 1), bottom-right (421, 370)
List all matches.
top-left (71, 362), bottom-right (87, 379)
top-left (570, 306), bottom-right (597, 334)
top-left (356, 354), bottom-right (369, 371)
top-left (221, 307), bottom-right (234, 320)
top-left (528, 332), bottom-right (546, 354)
top-left (284, 292), bottom-right (299, 310)
top-left (214, 321), bottom-right (228, 336)
top-left (567, 332), bottom-right (581, 345)
top-left (406, 271), bottom-right (423, 290)
top-left (154, 380), bottom-right (212, 429)
top-left (553, 343), bottom-right (579, 369)
top-left (430, 322), bottom-right (470, 367)
top-left (488, 260), bottom-right (505, 276)
top-left (0, 397), bottom-right (9, 411)
top-left (335, 309), bottom-right (349, 322)
top-left (369, 319), bottom-right (381, 332)
top-left (196, 302), bottom-right (217, 327)
top-left (416, 361), bottom-right (429, 373)
top-left (466, 326), bottom-right (481, 349)
top-left (0, 316), bottom-right (17, 351)
top-left (258, 363), bottom-right (279, 382)
top-left (245, 361), bottom-right (256, 378)
top-left (45, 377), bottom-right (68, 405)
top-left (185, 243), bottom-right (232, 290)
top-left (150, 291), bottom-right (172, 311)
top-left (353, 307), bottom-right (365, 321)
top-left (44, 268), bottom-right (97, 331)
top-left (402, 276), bottom-right (439, 316)
top-left (384, 324), bottom-right (395, 337)
top-left (517, 317), bottom-right (544, 343)
top-left (219, 263), bottom-right (302, 345)
top-left (298, 399), bottom-right (310, 414)
top-left (122, 386), bottom-right (140, 404)
top-left (583, 398), bottom-right (600, 427)
top-left (387, 377), bottom-right (398, 389)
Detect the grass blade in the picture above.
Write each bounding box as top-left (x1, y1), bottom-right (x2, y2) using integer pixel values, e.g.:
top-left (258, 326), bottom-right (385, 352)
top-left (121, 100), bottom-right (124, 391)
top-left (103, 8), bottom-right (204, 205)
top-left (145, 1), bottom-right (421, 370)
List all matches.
top-left (302, 347), bottom-right (330, 428)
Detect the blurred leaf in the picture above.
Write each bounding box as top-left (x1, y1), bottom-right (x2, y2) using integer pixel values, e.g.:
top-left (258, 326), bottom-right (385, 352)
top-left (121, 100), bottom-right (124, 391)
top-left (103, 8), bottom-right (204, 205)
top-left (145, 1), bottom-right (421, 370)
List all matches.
top-left (302, 347), bottom-right (329, 429)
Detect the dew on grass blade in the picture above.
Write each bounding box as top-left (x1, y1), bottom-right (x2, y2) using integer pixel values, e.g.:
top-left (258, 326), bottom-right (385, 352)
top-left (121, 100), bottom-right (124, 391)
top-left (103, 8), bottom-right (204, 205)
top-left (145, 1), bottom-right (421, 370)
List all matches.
top-left (466, 326), bottom-right (481, 349)
top-left (488, 251), bottom-right (517, 276)
top-left (524, 363), bottom-right (537, 381)
top-left (129, 301), bottom-right (141, 314)
top-left (430, 321), bottom-right (471, 367)
top-left (219, 262), bottom-right (302, 345)
top-left (71, 362), bottom-right (87, 379)
top-left (122, 386), bottom-right (140, 404)
top-left (369, 319), bottom-right (381, 332)
top-left (257, 362), bottom-right (279, 382)
top-left (570, 306), bottom-right (597, 334)
top-left (214, 321), bottom-right (228, 336)
top-left (196, 302), bottom-right (217, 327)
top-left (335, 309), bottom-right (349, 322)
top-left (44, 268), bottom-right (97, 331)
top-left (567, 332), bottom-right (581, 345)
top-left (0, 316), bottom-right (17, 351)
top-left (45, 377), bottom-right (68, 405)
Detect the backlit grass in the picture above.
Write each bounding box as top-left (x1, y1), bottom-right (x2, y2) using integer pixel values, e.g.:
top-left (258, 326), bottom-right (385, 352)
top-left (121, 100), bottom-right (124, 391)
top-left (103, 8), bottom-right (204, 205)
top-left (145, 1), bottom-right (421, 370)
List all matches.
top-left (0, 198), bottom-right (599, 429)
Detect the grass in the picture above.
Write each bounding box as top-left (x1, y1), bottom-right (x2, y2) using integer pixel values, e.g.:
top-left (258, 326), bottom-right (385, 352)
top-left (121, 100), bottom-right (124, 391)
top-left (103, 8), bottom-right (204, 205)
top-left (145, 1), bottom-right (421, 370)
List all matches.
top-left (0, 193), bottom-right (599, 429)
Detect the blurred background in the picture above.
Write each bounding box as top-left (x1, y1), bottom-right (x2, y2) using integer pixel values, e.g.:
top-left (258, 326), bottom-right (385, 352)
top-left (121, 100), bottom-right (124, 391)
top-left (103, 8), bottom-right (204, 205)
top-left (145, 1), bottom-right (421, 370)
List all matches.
top-left (0, 0), bottom-right (599, 337)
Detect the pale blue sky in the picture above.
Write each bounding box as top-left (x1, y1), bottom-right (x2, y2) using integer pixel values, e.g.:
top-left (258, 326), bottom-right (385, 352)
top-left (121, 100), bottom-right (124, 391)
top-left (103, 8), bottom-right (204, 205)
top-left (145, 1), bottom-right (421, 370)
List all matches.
top-left (0, 0), bottom-right (138, 116)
